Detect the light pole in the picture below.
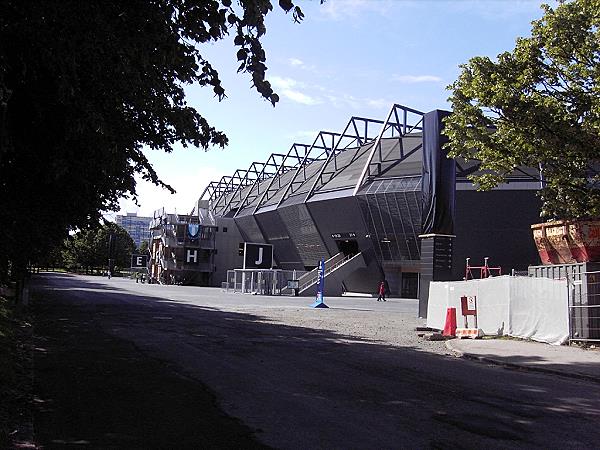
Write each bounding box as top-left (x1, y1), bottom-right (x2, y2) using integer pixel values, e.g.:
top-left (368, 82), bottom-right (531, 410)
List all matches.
top-left (107, 232), bottom-right (115, 278)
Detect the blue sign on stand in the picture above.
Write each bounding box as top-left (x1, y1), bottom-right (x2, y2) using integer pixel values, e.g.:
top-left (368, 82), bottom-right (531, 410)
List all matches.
top-left (310, 258), bottom-right (329, 308)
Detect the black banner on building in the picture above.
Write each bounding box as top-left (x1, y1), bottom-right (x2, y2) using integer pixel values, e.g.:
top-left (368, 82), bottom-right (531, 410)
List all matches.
top-left (421, 109), bottom-right (455, 235)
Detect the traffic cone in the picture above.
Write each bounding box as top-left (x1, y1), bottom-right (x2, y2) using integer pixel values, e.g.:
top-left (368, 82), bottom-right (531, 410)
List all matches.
top-left (442, 307), bottom-right (457, 337)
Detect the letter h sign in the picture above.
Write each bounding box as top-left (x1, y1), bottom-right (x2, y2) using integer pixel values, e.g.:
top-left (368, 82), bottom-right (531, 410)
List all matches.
top-left (185, 248), bottom-right (199, 264)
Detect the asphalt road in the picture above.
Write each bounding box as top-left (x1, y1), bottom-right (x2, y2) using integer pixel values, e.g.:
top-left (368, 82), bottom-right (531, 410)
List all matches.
top-left (31, 273), bottom-right (600, 449)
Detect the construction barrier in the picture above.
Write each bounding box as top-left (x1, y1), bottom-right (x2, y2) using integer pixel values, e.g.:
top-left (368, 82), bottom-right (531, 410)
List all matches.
top-left (427, 275), bottom-right (568, 345)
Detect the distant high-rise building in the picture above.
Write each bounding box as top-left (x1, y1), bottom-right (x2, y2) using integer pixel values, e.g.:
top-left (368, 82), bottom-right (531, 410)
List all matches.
top-left (115, 212), bottom-right (152, 248)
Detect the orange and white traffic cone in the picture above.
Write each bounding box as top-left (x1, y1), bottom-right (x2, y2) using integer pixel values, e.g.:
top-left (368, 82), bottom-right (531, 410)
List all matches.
top-left (442, 307), bottom-right (457, 337)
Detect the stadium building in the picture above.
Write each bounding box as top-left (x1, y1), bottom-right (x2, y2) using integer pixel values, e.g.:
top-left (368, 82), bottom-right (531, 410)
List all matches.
top-left (149, 104), bottom-right (543, 316)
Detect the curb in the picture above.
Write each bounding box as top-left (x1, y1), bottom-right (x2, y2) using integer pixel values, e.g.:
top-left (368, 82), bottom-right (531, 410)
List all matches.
top-left (445, 340), bottom-right (600, 385)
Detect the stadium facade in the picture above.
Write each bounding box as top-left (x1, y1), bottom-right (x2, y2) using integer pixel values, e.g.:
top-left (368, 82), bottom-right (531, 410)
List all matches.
top-left (149, 104), bottom-right (543, 316)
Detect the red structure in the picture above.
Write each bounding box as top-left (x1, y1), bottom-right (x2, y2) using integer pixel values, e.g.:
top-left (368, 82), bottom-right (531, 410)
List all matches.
top-left (532, 219), bottom-right (600, 265)
top-left (464, 257), bottom-right (501, 280)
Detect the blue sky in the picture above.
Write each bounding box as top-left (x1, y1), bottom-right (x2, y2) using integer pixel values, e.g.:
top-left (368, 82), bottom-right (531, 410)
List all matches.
top-left (114, 0), bottom-right (555, 219)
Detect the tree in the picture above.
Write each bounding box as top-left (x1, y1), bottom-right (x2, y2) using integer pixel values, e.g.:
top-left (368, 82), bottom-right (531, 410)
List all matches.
top-left (138, 240), bottom-right (149, 255)
top-left (445, 0), bottom-right (600, 220)
top-left (63, 223), bottom-right (135, 274)
top-left (0, 0), bottom-right (304, 284)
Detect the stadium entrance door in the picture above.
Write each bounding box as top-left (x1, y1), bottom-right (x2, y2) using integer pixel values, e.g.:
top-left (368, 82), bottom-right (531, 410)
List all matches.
top-left (336, 239), bottom-right (359, 257)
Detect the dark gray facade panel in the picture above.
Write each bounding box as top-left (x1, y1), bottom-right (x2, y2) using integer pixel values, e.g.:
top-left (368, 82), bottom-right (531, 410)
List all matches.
top-left (306, 196), bottom-right (371, 257)
top-left (452, 190), bottom-right (542, 280)
top-left (233, 214), bottom-right (266, 244)
top-left (341, 261), bottom-right (383, 294)
top-left (277, 203), bottom-right (329, 268)
top-left (254, 210), bottom-right (304, 270)
top-left (213, 217), bottom-right (245, 284)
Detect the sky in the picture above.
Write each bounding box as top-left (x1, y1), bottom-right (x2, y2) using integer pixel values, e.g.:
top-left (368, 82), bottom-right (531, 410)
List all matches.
top-left (110, 0), bottom-right (556, 220)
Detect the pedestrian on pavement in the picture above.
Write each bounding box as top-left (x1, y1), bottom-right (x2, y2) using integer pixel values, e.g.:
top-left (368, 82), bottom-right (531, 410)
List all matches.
top-left (377, 280), bottom-right (386, 302)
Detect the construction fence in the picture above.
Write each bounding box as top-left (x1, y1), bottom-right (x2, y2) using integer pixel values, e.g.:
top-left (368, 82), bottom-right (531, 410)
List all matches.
top-left (427, 275), bottom-right (569, 345)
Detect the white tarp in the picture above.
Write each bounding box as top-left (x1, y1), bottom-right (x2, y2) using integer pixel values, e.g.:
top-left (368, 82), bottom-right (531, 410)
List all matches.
top-left (426, 276), bottom-right (569, 345)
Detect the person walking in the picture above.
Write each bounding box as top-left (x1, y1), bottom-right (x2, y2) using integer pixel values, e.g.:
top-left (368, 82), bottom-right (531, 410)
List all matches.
top-left (377, 280), bottom-right (386, 302)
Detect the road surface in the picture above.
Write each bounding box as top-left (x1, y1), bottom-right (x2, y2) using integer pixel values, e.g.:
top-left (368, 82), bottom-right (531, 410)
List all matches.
top-left (31, 273), bottom-right (600, 449)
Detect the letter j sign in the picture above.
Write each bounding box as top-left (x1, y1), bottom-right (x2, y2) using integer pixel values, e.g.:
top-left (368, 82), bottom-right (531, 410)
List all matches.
top-left (243, 243), bottom-right (273, 269)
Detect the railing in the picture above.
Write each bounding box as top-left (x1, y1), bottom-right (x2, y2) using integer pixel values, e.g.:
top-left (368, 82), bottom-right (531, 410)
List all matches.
top-left (287, 253), bottom-right (345, 293)
top-left (158, 259), bottom-right (214, 272)
top-left (298, 252), bottom-right (363, 292)
top-left (160, 235), bottom-right (216, 249)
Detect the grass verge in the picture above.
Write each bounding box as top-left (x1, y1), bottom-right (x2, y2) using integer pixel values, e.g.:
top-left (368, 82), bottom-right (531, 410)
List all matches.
top-left (0, 295), bottom-right (33, 448)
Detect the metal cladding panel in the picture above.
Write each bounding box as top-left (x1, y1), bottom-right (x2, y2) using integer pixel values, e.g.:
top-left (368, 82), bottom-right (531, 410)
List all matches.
top-left (235, 205), bottom-right (256, 217)
top-left (239, 177), bottom-right (273, 210)
top-left (306, 195), bottom-right (370, 255)
top-left (279, 192), bottom-right (307, 208)
top-left (261, 169), bottom-right (298, 207)
top-left (313, 144), bottom-right (372, 192)
top-left (357, 177), bottom-right (423, 263)
top-left (314, 137), bottom-right (422, 194)
top-left (233, 214), bottom-right (265, 243)
top-left (277, 203), bottom-right (329, 267)
top-left (288, 160), bottom-right (327, 197)
top-left (254, 209), bottom-right (304, 269)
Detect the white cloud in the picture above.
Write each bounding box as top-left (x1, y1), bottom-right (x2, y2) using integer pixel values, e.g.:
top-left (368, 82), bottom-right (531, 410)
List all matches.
top-left (281, 89), bottom-right (322, 105)
top-left (366, 98), bottom-right (395, 110)
top-left (269, 76), bottom-right (322, 105)
top-left (286, 57), bottom-right (321, 75)
top-left (269, 76), bottom-right (400, 110)
top-left (270, 76), bottom-right (298, 90)
top-left (393, 74), bottom-right (443, 83)
top-left (325, 93), bottom-right (361, 110)
top-left (320, 0), bottom-right (392, 21)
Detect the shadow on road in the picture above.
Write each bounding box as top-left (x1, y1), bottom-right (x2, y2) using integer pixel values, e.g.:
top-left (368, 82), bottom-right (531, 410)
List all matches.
top-left (29, 274), bottom-right (600, 449)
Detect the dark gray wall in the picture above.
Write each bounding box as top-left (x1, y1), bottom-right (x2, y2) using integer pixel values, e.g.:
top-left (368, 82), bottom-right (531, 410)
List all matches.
top-left (213, 217), bottom-right (244, 286)
top-left (307, 196), bottom-right (371, 258)
top-left (453, 189), bottom-right (542, 279)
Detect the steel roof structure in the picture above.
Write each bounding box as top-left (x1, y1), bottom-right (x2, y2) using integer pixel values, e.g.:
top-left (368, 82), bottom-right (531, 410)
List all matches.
top-left (199, 104), bottom-right (427, 216)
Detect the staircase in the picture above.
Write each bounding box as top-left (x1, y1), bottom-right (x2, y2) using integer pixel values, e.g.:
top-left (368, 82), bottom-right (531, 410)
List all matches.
top-left (292, 252), bottom-right (366, 295)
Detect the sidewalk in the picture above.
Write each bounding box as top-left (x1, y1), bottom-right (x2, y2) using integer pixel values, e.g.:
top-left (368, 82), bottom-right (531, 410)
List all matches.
top-left (446, 338), bottom-right (600, 383)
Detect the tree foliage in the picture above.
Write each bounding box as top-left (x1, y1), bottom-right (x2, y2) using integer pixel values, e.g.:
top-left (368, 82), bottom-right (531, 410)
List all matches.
top-left (138, 240), bottom-right (149, 254)
top-left (63, 223), bottom-right (135, 273)
top-left (445, 0), bottom-right (600, 220)
top-left (0, 0), bottom-right (302, 282)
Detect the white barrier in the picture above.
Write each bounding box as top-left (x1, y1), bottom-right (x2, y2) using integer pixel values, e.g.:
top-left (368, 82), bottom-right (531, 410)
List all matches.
top-left (427, 276), bottom-right (569, 345)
